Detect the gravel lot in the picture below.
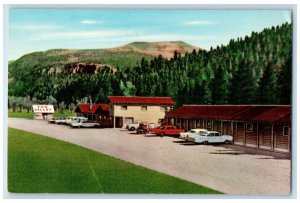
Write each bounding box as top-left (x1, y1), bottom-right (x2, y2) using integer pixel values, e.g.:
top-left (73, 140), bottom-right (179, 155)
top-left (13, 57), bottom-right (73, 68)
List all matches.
top-left (8, 118), bottom-right (291, 195)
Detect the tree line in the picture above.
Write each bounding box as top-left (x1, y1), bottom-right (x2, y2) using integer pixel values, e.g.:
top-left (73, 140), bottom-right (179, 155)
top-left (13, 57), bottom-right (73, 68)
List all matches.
top-left (8, 23), bottom-right (292, 108)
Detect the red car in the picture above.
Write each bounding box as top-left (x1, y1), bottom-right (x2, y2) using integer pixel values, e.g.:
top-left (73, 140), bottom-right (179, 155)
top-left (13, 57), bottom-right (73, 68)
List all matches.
top-left (152, 125), bottom-right (185, 136)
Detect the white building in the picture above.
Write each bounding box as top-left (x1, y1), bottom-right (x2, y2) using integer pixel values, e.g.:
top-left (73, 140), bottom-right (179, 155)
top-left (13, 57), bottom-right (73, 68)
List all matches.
top-left (107, 96), bottom-right (175, 128)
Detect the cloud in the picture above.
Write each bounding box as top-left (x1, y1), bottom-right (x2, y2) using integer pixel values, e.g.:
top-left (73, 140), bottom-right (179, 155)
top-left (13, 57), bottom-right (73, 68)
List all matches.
top-left (10, 24), bottom-right (62, 30)
top-left (32, 29), bottom-right (136, 41)
top-left (184, 21), bottom-right (215, 25)
top-left (80, 20), bottom-right (103, 25)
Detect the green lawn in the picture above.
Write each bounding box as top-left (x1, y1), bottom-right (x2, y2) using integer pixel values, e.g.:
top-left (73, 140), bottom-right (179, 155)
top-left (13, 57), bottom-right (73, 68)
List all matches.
top-left (8, 111), bottom-right (34, 119)
top-left (8, 111), bottom-right (76, 119)
top-left (8, 128), bottom-right (222, 194)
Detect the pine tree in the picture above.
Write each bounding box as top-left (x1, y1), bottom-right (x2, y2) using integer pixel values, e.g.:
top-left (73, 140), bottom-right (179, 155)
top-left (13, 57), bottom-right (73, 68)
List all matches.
top-left (229, 59), bottom-right (257, 104)
top-left (277, 57), bottom-right (292, 104)
top-left (258, 63), bottom-right (277, 104)
top-left (211, 65), bottom-right (229, 104)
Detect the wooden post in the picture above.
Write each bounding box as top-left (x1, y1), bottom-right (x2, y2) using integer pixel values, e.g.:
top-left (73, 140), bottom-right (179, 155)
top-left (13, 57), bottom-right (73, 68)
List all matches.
top-left (221, 121), bottom-right (223, 134)
top-left (231, 121), bottom-right (234, 136)
top-left (274, 124), bottom-right (277, 150)
top-left (271, 124), bottom-right (274, 150)
top-left (187, 118), bottom-right (189, 131)
top-left (288, 126), bottom-right (291, 153)
top-left (244, 122), bottom-right (246, 146)
top-left (256, 123), bottom-right (259, 148)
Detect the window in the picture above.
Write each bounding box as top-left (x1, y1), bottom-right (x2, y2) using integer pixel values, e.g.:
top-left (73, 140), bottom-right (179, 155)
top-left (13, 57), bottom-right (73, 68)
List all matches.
top-left (214, 133), bottom-right (220, 136)
top-left (283, 126), bottom-right (289, 136)
top-left (160, 106), bottom-right (167, 111)
top-left (141, 106), bottom-right (147, 111)
top-left (121, 105), bottom-right (127, 110)
top-left (234, 123), bottom-right (238, 131)
top-left (246, 123), bottom-right (253, 132)
top-left (206, 120), bottom-right (212, 128)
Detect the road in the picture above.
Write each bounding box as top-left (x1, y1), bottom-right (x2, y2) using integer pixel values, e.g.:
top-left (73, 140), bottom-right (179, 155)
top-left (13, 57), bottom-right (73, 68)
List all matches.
top-left (8, 118), bottom-right (291, 195)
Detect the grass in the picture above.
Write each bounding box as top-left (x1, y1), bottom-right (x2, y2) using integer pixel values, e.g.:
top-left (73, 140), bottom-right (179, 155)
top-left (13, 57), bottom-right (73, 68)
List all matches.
top-left (8, 110), bottom-right (76, 119)
top-left (8, 111), bottom-right (34, 119)
top-left (8, 128), bottom-right (222, 194)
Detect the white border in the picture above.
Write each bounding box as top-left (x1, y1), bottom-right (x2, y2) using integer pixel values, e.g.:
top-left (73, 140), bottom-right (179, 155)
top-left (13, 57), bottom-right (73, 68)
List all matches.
top-left (1, 1), bottom-right (299, 202)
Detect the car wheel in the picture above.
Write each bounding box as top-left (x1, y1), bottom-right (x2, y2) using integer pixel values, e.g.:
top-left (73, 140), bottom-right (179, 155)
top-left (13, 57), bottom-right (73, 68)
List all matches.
top-left (203, 141), bottom-right (208, 145)
top-left (160, 132), bottom-right (165, 137)
top-left (224, 140), bottom-right (230, 144)
top-left (130, 127), bottom-right (135, 131)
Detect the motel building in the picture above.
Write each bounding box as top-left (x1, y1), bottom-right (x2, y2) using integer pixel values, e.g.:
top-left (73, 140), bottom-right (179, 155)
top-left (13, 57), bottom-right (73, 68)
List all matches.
top-left (165, 105), bottom-right (291, 154)
top-left (107, 96), bottom-right (175, 128)
top-left (74, 103), bottom-right (113, 127)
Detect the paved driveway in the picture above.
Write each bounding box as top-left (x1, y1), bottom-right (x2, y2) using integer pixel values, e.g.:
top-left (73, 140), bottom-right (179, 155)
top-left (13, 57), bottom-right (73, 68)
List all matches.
top-left (8, 118), bottom-right (291, 195)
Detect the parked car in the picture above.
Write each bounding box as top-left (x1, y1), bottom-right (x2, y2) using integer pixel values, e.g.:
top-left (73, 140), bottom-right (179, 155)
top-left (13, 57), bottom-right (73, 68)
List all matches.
top-left (136, 124), bottom-right (149, 134)
top-left (54, 117), bottom-right (67, 125)
top-left (188, 131), bottom-right (233, 144)
top-left (136, 123), bottom-right (161, 134)
top-left (127, 121), bottom-right (143, 131)
top-left (66, 116), bottom-right (88, 125)
top-left (179, 128), bottom-right (208, 140)
top-left (152, 125), bottom-right (185, 136)
top-left (48, 117), bottom-right (58, 124)
top-left (71, 120), bottom-right (100, 128)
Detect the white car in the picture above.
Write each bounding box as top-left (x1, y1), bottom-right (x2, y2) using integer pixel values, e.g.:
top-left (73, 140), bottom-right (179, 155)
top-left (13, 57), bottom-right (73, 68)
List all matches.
top-left (188, 131), bottom-right (233, 144)
top-left (71, 120), bottom-right (100, 128)
top-left (179, 129), bottom-right (208, 140)
top-left (66, 116), bottom-right (88, 125)
top-left (54, 117), bottom-right (67, 125)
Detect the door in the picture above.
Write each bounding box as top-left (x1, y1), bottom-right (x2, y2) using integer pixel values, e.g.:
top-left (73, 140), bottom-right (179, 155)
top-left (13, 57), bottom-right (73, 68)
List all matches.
top-left (214, 132), bottom-right (222, 143)
top-left (207, 132), bottom-right (215, 143)
top-left (115, 117), bottom-right (123, 128)
top-left (259, 124), bottom-right (272, 149)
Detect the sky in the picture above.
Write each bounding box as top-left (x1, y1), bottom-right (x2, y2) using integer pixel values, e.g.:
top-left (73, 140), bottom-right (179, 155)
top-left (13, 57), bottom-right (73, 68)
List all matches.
top-left (9, 9), bottom-right (291, 60)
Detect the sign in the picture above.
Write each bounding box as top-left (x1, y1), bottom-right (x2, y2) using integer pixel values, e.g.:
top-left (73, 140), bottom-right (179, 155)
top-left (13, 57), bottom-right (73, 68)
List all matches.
top-left (32, 105), bottom-right (55, 113)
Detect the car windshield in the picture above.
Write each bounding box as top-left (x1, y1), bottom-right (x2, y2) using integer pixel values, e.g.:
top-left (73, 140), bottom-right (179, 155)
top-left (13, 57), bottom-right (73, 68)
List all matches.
top-left (189, 130), bottom-right (196, 133)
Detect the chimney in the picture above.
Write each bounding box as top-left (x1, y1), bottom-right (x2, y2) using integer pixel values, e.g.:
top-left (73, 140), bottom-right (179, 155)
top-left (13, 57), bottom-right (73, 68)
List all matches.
top-left (89, 99), bottom-right (93, 110)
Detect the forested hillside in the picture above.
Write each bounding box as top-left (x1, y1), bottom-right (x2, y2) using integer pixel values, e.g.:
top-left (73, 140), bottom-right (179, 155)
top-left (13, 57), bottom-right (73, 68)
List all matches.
top-left (8, 23), bottom-right (292, 108)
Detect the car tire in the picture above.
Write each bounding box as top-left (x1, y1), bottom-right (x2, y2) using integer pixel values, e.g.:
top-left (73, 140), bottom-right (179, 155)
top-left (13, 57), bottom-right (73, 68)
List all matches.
top-left (203, 141), bottom-right (208, 145)
top-left (160, 132), bottom-right (165, 137)
top-left (130, 127), bottom-right (135, 131)
top-left (224, 140), bottom-right (230, 144)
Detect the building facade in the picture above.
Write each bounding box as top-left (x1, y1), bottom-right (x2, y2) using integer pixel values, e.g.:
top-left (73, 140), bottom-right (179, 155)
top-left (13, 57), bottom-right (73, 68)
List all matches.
top-left (166, 105), bottom-right (291, 153)
top-left (74, 103), bottom-right (113, 127)
top-left (107, 96), bottom-right (175, 128)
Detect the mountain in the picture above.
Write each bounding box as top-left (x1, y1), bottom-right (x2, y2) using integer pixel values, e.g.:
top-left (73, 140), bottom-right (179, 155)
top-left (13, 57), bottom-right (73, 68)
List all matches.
top-left (9, 41), bottom-right (200, 74)
top-left (8, 23), bottom-right (292, 106)
top-left (108, 41), bottom-right (200, 59)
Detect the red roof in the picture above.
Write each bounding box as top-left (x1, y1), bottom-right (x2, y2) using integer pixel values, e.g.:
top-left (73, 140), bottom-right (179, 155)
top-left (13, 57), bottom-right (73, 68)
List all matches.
top-left (166, 105), bottom-right (291, 124)
top-left (75, 103), bottom-right (109, 114)
top-left (107, 96), bottom-right (175, 105)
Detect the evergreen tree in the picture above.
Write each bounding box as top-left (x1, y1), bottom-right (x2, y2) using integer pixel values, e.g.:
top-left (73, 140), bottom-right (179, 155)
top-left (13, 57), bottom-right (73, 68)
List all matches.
top-left (277, 57), bottom-right (292, 104)
top-left (229, 59), bottom-right (257, 104)
top-left (258, 63), bottom-right (277, 104)
top-left (211, 65), bottom-right (229, 104)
